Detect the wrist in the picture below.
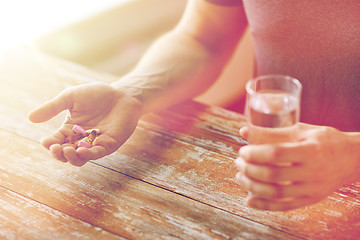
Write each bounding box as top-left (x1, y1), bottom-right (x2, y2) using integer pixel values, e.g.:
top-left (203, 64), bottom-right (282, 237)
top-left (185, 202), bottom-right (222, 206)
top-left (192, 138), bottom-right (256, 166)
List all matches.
top-left (111, 82), bottom-right (145, 115)
top-left (112, 81), bottom-right (144, 102)
top-left (115, 70), bottom-right (168, 94)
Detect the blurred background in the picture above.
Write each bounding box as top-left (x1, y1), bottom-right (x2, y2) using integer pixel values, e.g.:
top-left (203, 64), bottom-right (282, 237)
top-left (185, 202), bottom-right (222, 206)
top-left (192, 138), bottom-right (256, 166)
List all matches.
top-left (0, 0), bottom-right (254, 112)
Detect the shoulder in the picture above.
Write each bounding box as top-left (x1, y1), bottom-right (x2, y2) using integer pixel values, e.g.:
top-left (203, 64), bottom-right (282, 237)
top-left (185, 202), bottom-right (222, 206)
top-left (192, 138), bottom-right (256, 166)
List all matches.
top-left (204, 0), bottom-right (243, 6)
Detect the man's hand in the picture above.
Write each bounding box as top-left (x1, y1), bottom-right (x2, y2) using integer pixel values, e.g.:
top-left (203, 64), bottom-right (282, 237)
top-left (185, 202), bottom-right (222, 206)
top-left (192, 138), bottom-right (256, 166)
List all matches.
top-left (235, 123), bottom-right (360, 211)
top-left (28, 82), bottom-right (142, 166)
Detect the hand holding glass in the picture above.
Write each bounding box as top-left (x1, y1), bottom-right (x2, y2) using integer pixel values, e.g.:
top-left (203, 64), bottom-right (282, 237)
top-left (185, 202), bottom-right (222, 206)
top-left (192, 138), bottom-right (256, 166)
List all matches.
top-left (245, 75), bottom-right (302, 144)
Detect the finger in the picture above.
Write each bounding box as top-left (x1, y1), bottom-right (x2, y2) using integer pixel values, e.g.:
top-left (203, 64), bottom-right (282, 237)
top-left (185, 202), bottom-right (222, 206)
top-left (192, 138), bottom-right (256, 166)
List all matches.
top-left (242, 175), bottom-right (310, 199)
top-left (235, 172), bottom-right (245, 184)
top-left (28, 90), bottom-right (72, 123)
top-left (76, 146), bottom-right (108, 161)
top-left (66, 133), bottom-right (119, 164)
top-left (41, 131), bottom-right (66, 149)
top-left (239, 126), bottom-right (248, 139)
top-left (78, 134), bottom-right (119, 160)
top-left (235, 157), bottom-right (303, 183)
top-left (49, 144), bottom-right (67, 163)
top-left (246, 193), bottom-right (325, 211)
top-left (239, 144), bottom-right (306, 165)
top-left (40, 125), bottom-right (74, 149)
top-left (63, 146), bottom-right (88, 167)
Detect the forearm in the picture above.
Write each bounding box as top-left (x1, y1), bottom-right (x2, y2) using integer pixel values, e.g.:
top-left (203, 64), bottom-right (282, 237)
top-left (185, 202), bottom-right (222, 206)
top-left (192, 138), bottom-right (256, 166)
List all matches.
top-left (112, 30), bottom-right (234, 113)
top-left (111, 0), bottom-right (247, 113)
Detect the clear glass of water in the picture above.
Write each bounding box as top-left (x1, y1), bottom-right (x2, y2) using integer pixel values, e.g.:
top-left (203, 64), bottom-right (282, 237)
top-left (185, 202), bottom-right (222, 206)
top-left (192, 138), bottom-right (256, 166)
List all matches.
top-left (245, 75), bottom-right (302, 144)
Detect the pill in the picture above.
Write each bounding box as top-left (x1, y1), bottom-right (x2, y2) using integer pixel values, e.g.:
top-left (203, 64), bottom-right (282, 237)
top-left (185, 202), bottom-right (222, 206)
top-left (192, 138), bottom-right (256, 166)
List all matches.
top-left (78, 141), bottom-right (92, 148)
top-left (85, 129), bottom-right (100, 135)
top-left (73, 125), bottom-right (86, 135)
top-left (66, 133), bottom-right (84, 144)
top-left (87, 130), bottom-right (98, 142)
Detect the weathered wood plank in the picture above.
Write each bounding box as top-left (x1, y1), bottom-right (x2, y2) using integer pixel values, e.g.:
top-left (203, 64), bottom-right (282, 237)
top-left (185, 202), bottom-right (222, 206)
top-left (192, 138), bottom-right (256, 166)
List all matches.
top-left (0, 129), bottom-right (299, 240)
top-left (2, 47), bottom-right (360, 239)
top-left (96, 122), bottom-right (360, 240)
top-left (0, 186), bottom-right (125, 240)
top-left (140, 100), bottom-right (248, 159)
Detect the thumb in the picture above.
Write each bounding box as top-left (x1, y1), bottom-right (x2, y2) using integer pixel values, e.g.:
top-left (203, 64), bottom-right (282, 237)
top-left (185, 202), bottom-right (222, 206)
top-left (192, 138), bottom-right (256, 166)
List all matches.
top-left (28, 90), bottom-right (72, 123)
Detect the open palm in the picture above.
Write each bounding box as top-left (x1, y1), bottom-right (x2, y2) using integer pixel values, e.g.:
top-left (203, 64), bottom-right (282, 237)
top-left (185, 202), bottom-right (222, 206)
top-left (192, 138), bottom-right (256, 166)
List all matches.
top-left (28, 82), bottom-right (142, 166)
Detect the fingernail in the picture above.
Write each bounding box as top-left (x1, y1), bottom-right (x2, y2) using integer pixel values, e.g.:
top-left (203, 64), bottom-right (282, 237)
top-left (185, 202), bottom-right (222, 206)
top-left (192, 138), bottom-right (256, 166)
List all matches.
top-left (235, 172), bottom-right (244, 184)
top-left (239, 146), bottom-right (250, 159)
top-left (234, 157), bottom-right (242, 167)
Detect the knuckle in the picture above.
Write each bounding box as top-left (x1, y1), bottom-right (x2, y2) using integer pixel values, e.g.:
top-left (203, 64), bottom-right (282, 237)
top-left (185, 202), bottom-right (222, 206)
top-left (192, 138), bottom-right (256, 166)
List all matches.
top-left (264, 168), bottom-right (281, 182)
top-left (270, 185), bottom-right (285, 198)
top-left (269, 147), bottom-right (285, 160)
top-left (321, 126), bottom-right (336, 134)
top-left (247, 180), bottom-right (286, 198)
top-left (315, 126), bottom-right (339, 140)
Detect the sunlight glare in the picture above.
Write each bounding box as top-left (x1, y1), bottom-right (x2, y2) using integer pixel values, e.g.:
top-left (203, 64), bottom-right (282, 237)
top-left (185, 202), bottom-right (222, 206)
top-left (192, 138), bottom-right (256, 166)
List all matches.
top-left (0, 0), bottom-right (130, 50)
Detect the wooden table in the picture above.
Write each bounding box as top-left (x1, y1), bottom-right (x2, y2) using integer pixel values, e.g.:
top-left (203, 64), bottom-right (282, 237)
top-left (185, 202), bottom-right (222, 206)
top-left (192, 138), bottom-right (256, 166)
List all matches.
top-left (0, 47), bottom-right (359, 240)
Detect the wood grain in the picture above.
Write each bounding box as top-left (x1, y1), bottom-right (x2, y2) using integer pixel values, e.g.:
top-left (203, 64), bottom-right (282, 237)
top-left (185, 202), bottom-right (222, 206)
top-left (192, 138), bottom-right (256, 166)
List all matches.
top-left (0, 186), bottom-right (125, 240)
top-left (0, 129), bottom-right (298, 240)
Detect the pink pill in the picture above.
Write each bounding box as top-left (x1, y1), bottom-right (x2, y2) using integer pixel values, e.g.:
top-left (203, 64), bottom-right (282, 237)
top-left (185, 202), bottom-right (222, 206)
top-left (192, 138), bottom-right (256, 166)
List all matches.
top-left (73, 125), bottom-right (86, 135)
top-left (78, 141), bottom-right (92, 148)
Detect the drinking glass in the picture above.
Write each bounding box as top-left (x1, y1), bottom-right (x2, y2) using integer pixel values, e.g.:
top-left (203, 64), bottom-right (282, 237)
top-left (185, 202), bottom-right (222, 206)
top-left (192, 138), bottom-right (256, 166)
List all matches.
top-left (245, 75), bottom-right (302, 144)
